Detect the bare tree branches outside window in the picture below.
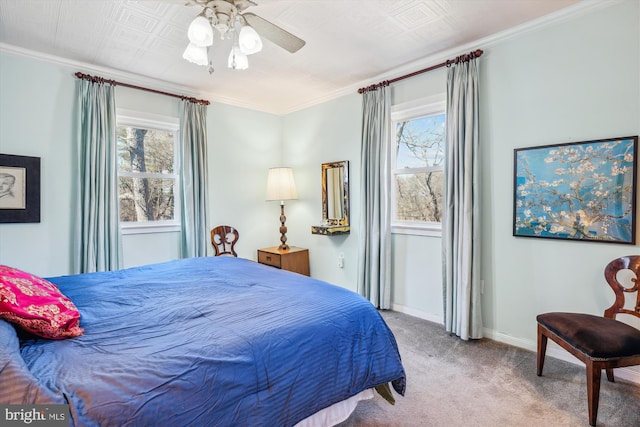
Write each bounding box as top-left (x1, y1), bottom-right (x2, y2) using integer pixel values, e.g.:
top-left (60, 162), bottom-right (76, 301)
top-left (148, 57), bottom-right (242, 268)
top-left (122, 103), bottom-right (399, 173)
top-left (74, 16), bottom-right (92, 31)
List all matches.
top-left (393, 113), bottom-right (446, 224)
top-left (117, 125), bottom-right (177, 223)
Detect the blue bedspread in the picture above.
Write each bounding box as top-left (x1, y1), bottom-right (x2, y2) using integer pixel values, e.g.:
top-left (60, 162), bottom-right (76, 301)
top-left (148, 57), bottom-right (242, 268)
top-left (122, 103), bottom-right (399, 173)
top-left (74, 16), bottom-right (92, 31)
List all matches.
top-left (5, 257), bottom-right (405, 426)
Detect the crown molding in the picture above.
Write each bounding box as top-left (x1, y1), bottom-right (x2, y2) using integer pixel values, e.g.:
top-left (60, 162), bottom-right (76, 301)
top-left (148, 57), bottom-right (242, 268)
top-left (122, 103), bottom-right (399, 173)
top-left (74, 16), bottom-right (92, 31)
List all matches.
top-left (0, 0), bottom-right (622, 116)
top-left (0, 42), bottom-right (289, 115)
top-left (275, 0), bottom-right (621, 115)
top-left (0, 42), bottom-right (210, 102)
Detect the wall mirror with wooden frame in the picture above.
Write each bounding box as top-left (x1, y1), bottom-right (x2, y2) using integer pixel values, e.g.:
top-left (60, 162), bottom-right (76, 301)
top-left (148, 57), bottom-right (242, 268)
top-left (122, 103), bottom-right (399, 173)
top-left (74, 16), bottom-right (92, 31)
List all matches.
top-left (312, 160), bottom-right (350, 235)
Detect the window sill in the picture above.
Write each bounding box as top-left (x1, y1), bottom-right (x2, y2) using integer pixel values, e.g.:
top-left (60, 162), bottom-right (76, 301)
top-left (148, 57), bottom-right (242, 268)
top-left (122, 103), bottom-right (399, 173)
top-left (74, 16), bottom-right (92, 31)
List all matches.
top-left (391, 223), bottom-right (441, 237)
top-left (121, 223), bottom-right (181, 235)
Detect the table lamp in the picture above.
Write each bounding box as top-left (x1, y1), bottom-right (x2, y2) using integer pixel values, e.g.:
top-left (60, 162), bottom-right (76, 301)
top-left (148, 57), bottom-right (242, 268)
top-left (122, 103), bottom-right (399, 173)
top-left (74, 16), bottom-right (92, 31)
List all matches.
top-left (266, 167), bottom-right (297, 250)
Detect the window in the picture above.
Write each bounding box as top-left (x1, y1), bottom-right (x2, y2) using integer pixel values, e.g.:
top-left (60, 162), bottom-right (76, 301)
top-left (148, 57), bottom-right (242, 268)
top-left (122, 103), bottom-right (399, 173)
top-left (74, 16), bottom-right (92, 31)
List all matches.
top-left (116, 110), bottom-right (180, 234)
top-left (391, 96), bottom-right (446, 236)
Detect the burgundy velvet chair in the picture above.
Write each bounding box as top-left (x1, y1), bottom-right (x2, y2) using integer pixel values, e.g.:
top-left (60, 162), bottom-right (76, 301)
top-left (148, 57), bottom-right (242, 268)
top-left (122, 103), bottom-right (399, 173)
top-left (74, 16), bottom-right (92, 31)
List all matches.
top-left (210, 225), bottom-right (239, 257)
top-left (536, 255), bottom-right (640, 426)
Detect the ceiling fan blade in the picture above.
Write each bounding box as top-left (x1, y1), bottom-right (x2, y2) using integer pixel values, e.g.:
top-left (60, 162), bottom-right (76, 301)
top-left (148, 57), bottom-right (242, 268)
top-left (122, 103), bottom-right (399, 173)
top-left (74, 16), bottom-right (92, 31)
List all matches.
top-left (235, 0), bottom-right (258, 12)
top-left (242, 12), bottom-right (305, 53)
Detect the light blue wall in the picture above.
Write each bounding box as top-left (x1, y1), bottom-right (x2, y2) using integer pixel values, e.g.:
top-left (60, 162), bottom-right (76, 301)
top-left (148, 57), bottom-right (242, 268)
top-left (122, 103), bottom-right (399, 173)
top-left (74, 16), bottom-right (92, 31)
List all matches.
top-left (282, 94), bottom-right (362, 290)
top-left (281, 68), bottom-right (447, 322)
top-left (113, 89), bottom-right (283, 265)
top-left (0, 55), bottom-right (76, 276)
top-left (389, 68), bottom-right (447, 321)
top-left (0, 54), bottom-right (281, 274)
top-left (116, 86), bottom-right (182, 268)
top-left (206, 102), bottom-right (282, 258)
top-left (479, 0), bottom-right (639, 342)
top-left (282, 1), bottom-right (640, 343)
top-left (0, 1), bottom-right (638, 352)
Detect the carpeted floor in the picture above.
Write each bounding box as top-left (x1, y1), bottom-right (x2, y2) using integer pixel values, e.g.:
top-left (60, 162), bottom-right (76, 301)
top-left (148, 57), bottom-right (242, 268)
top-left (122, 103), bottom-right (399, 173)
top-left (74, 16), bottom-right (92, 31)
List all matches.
top-left (338, 311), bottom-right (640, 427)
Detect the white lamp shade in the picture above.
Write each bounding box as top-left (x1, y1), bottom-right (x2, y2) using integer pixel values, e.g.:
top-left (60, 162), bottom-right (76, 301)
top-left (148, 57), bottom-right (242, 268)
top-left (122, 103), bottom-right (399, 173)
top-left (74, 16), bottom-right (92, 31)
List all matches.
top-left (228, 46), bottom-right (249, 70)
top-left (182, 43), bottom-right (208, 66)
top-left (238, 24), bottom-right (263, 55)
top-left (267, 167), bottom-right (298, 201)
top-left (187, 16), bottom-right (214, 47)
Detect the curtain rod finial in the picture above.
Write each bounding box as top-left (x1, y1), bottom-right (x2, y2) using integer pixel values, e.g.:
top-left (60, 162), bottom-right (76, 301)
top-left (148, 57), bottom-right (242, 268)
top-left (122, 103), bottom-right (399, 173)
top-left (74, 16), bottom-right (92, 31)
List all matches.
top-left (357, 47), bottom-right (483, 94)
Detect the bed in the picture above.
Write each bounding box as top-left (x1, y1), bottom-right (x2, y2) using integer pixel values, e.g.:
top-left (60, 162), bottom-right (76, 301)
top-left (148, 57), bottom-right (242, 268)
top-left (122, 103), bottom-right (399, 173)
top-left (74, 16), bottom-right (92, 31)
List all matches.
top-left (0, 256), bottom-right (406, 426)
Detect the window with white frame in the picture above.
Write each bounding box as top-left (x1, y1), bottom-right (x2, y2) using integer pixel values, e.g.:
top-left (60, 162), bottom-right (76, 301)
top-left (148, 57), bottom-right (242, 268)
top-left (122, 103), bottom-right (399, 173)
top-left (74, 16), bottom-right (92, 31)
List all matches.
top-left (391, 95), bottom-right (446, 236)
top-left (116, 110), bottom-right (180, 234)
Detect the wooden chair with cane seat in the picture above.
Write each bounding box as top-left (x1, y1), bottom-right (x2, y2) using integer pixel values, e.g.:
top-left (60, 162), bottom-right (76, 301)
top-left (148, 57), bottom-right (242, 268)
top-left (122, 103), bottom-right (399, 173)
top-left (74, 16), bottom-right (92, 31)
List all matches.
top-left (210, 226), bottom-right (239, 257)
top-left (536, 255), bottom-right (640, 426)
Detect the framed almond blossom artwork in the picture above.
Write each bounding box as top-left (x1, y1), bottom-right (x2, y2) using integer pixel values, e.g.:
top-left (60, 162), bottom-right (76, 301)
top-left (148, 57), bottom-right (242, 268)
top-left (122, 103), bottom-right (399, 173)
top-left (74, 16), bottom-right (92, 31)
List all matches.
top-left (513, 136), bottom-right (638, 244)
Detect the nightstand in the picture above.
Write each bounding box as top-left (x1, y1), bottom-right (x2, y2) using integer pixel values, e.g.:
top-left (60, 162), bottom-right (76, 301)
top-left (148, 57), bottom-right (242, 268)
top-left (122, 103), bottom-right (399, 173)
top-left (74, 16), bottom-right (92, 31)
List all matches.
top-left (257, 246), bottom-right (310, 276)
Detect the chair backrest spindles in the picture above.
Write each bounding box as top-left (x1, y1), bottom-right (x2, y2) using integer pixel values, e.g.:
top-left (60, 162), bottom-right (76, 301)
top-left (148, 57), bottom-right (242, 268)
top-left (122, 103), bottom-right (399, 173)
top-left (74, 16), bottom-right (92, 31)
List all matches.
top-left (603, 255), bottom-right (640, 320)
top-left (210, 226), bottom-right (239, 257)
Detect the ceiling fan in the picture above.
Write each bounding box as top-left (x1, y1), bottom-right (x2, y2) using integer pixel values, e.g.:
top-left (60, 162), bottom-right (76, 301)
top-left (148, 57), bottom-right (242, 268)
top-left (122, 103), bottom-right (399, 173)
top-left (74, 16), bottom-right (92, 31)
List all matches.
top-left (182, 0), bottom-right (306, 73)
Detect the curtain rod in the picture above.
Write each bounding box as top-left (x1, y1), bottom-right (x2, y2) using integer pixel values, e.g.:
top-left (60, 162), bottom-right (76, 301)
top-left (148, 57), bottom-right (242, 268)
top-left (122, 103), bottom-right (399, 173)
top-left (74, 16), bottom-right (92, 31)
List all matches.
top-left (74, 72), bottom-right (210, 106)
top-left (357, 49), bottom-right (483, 94)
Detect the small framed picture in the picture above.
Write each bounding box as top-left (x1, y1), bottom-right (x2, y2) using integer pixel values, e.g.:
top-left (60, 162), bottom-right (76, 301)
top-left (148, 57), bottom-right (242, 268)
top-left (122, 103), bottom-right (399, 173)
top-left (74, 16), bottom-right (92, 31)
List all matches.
top-left (0, 154), bottom-right (41, 223)
top-left (513, 136), bottom-right (638, 244)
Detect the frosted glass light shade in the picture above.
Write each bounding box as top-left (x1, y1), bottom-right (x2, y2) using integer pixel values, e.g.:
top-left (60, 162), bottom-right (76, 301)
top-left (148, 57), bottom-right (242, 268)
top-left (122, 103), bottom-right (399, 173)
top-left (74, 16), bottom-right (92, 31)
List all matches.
top-left (187, 16), bottom-right (214, 47)
top-left (266, 167), bottom-right (298, 201)
top-left (238, 24), bottom-right (263, 55)
top-left (182, 43), bottom-right (208, 66)
top-left (227, 46), bottom-right (248, 70)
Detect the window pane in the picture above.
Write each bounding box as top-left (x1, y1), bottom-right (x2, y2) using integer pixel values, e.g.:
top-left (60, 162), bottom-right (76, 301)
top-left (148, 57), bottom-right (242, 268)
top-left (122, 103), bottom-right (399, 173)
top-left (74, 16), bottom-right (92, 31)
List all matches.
top-left (117, 127), bottom-right (175, 174)
top-left (395, 171), bottom-right (443, 222)
top-left (395, 113), bottom-right (445, 169)
top-left (119, 177), bottom-right (175, 222)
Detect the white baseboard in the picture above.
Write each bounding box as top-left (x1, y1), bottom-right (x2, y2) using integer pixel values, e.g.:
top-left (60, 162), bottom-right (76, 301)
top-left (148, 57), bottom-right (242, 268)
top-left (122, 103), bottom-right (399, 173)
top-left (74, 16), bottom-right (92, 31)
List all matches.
top-left (387, 307), bottom-right (640, 385)
top-left (484, 328), bottom-right (640, 385)
top-left (391, 304), bottom-right (444, 325)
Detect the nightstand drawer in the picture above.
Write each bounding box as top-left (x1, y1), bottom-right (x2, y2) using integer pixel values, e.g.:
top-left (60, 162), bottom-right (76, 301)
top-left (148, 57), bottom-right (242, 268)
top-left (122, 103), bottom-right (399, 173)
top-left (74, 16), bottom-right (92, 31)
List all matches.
top-left (257, 246), bottom-right (310, 276)
top-left (258, 250), bottom-right (281, 268)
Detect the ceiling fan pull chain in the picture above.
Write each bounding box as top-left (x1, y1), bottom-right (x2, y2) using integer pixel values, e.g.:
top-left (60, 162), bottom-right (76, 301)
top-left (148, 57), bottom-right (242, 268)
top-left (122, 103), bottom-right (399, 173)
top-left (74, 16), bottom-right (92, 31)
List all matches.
top-left (208, 47), bottom-right (215, 75)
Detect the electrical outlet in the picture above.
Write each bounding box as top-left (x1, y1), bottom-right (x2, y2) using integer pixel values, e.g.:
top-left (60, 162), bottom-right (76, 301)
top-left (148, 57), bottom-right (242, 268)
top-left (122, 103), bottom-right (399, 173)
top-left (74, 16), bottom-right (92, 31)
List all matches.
top-left (337, 252), bottom-right (344, 268)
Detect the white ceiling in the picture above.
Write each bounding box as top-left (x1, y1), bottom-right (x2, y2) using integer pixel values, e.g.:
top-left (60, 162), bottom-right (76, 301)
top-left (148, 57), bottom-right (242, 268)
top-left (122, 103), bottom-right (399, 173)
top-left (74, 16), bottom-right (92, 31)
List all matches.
top-left (0, 0), bottom-right (582, 114)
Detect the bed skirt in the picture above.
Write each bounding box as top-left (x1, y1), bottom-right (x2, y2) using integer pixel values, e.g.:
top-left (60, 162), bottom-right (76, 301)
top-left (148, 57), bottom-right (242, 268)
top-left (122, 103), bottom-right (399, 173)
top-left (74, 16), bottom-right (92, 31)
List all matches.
top-left (295, 389), bottom-right (375, 427)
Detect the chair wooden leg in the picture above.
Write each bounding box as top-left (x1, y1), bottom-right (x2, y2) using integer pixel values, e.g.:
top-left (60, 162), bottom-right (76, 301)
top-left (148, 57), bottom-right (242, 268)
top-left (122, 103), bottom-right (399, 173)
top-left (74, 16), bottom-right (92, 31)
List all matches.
top-left (605, 368), bottom-right (615, 383)
top-left (537, 325), bottom-right (548, 376)
top-left (586, 361), bottom-right (601, 427)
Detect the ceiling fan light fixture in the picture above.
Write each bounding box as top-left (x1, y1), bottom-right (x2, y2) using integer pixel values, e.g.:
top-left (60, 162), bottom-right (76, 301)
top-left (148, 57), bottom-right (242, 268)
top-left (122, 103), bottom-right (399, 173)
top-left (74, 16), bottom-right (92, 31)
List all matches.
top-left (183, 43), bottom-right (209, 66)
top-left (213, 18), bottom-right (232, 38)
top-left (181, 1), bottom-right (305, 72)
top-left (238, 24), bottom-right (262, 55)
top-left (228, 46), bottom-right (248, 70)
top-left (187, 15), bottom-right (214, 47)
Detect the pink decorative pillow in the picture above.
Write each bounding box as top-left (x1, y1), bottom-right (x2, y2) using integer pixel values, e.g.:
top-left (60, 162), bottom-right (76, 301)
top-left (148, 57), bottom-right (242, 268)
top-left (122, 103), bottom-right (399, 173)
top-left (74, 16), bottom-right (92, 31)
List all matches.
top-left (0, 265), bottom-right (83, 339)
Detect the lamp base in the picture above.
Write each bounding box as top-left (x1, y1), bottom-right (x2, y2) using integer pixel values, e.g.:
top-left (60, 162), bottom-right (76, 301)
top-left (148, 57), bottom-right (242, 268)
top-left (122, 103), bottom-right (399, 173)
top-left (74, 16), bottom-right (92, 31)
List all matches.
top-left (278, 203), bottom-right (290, 251)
